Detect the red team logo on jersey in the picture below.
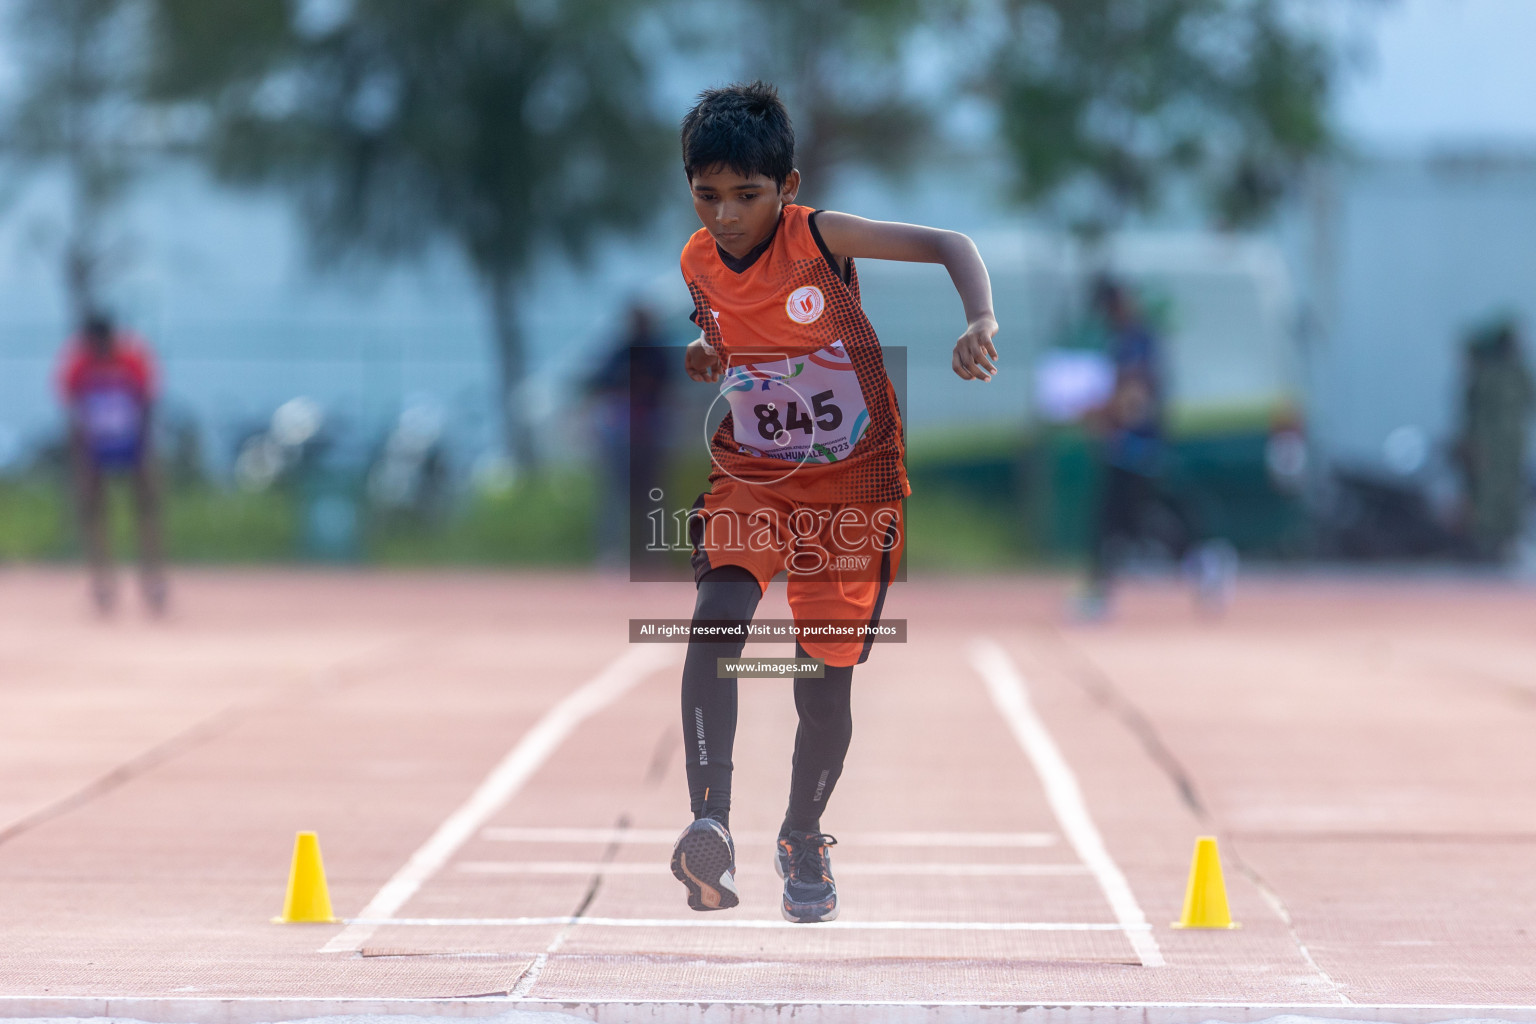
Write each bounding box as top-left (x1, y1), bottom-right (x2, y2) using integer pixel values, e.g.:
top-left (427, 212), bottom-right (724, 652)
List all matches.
top-left (785, 285), bottom-right (825, 324)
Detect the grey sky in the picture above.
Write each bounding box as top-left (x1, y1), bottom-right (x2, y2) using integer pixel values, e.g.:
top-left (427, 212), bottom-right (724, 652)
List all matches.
top-left (2, 0), bottom-right (1535, 150)
top-left (1336, 0), bottom-right (1536, 147)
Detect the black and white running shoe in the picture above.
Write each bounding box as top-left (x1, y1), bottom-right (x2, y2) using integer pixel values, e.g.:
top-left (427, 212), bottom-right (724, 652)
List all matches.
top-left (671, 818), bottom-right (739, 912)
top-left (776, 830), bottom-right (839, 923)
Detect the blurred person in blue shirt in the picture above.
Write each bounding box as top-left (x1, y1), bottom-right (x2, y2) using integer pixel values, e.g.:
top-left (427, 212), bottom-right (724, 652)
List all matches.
top-left (1080, 277), bottom-right (1233, 618)
top-left (586, 301), bottom-right (672, 568)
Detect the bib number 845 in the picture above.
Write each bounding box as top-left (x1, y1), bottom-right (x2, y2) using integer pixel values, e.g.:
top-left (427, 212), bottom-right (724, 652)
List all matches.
top-left (755, 389), bottom-right (842, 441)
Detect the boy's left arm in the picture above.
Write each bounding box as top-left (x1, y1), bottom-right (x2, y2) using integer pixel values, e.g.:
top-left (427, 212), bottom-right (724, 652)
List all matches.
top-left (813, 211), bottom-right (998, 382)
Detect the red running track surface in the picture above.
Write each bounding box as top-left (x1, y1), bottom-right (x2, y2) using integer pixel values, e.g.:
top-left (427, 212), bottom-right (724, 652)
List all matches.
top-left (2, 568), bottom-right (1535, 1021)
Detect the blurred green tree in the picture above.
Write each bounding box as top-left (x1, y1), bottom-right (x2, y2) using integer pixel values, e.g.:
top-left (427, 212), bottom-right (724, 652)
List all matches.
top-left (988, 0), bottom-right (1335, 231)
top-left (713, 0), bottom-right (948, 199)
top-left (146, 0), bottom-right (672, 470)
top-left (0, 0), bottom-right (150, 320)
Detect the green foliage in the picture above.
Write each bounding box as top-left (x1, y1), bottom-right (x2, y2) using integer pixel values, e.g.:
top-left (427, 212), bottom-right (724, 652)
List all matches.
top-left (906, 489), bottom-right (1031, 571)
top-left (0, 478), bottom-right (298, 562)
top-left (161, 484), bottom-right (299, 561)
top-left (367, 472), bottom-right (597, 565)
top-left (703, 0), bottom-right (957, 195)
top-left (364, 469), bottom-right (592, 564)
top-left (988, 0), bottom-right (1336, 229)
top-left (148, 0), bottom-right (670, 272)
top-left (0, 472), bottom-right (597, 565)
top-left (906, 427), bottom-right (1035, 570)
top-left (146, 0), bottom-right (674, 466)
top-left (0, 480), bottom-right (74, 560)
top-left (1, 0), bottom-right (150, 315)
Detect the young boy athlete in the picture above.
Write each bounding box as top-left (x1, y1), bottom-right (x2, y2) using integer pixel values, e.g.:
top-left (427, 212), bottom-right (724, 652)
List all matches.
top-left (669, 82), bottom-right (998, 923)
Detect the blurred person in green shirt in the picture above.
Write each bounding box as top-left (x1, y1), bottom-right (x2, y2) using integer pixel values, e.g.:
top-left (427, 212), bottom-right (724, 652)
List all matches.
top-left (1458, 319), bottom-right (1534, 562)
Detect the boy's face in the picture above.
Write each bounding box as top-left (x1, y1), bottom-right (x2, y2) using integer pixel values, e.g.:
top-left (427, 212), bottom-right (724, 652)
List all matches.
top-left (689, 165), bottom-right (800, 259)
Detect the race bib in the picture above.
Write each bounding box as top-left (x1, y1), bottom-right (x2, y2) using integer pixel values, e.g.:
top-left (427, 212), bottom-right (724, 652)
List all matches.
top-left (80, 388), bottom-right (143, 447)
top-left (720, 341), bottom-right (870, 464)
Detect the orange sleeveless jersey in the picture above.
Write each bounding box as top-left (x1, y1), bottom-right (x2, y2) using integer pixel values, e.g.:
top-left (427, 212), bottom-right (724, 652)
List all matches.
top-left (681, 204), bottom-right (909, 505)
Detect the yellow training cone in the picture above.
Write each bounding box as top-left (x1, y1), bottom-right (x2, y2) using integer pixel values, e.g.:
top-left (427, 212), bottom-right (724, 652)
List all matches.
top-left (272, 831), bottom-right (338, 923)
top-left (1172, 835), bottom-right (1239, 929)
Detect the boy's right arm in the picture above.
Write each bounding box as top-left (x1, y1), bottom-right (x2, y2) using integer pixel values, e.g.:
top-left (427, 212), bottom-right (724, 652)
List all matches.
top-left (812, 211), bottom-right (999, 382)
top-left (685, 336), bottom-right (723, 383)
top-left (682, 271), bottom-right (724, 383)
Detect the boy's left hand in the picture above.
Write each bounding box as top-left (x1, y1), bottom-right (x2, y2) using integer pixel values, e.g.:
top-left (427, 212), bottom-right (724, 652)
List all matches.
top-left (952, 316), bottom-right (999, 381)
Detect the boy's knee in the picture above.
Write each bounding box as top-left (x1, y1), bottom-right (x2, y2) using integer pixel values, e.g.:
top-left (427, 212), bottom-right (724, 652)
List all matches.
top-left (693, 565), bottom-right (761, 623)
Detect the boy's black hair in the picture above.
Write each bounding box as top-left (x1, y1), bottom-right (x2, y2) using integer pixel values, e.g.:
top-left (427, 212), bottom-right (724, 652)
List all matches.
top-left (680, 81), bottom-right (795, 187)
top-left (83, 310), bottom-right (115, 341)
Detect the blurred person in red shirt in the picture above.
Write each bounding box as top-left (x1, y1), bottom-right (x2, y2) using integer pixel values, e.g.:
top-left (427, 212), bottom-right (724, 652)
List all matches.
top-left (56, 313), bottom-right (168, 615)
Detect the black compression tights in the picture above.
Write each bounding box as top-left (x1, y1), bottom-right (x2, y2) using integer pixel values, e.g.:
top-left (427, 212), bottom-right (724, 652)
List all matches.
top-left (681, 565), bottom-right (855, 834)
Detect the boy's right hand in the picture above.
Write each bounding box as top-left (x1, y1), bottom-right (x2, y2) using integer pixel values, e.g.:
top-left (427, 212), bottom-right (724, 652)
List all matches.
top-left (685, 336), bottom-right (724, 383)
top-left (952, 315), bottom-right (999, 382)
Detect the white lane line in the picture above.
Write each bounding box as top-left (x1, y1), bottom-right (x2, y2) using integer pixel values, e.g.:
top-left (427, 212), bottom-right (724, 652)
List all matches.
top-left (457, 860), bottom-right (1090, 876)
top-left (482, 826), bottom-right (1058, 847)
top-left (970, 638), bottom-right (1165, 969)
top-left (16, 997), bottom-right (1536, 1013)
top-left (359, 916), bottom-right (1136, 931)
top-left (319, 645), bottom-right (676, 954)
